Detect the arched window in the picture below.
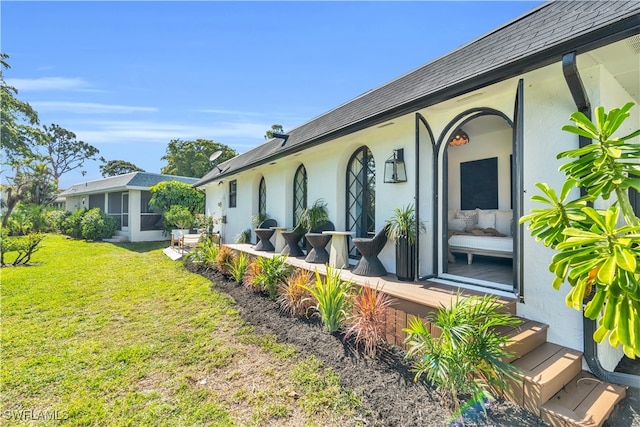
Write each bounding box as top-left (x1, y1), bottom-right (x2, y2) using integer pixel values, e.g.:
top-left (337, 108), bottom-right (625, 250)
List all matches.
top-left (293, 165), bottom-right (307, 227)
top-left (258, 177), bottom-right (266, 217)
top-left (346, 146), bottom-right (375, 258)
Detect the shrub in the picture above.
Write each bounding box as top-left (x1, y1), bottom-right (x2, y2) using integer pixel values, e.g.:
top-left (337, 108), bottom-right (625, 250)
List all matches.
top-left (344, 286), bottom-right (396, 357)
top-left (243, 260), bottom-right (263, 292)
top-left (403, 293), bottom-right (521, 412)
top-left (249, 255), bottom-right (292, 300)
top-left (235, 228), bottom-right (251, 244)
top-left (62, 208), bottom-right (87, 238)
top-left (215, 245), bottom-right (235, 276)
top-left (304, 266), bottom-right (353, 333)
top-left (185, 238), bottom-right (219, 270)
top-left (80, 208), bottom-right (117, 240)
top-left (164, 205), bottom-right (194, 230)
top-left (1, 232), bottom-right (45, 266)
top-left (5, 203), bottom-right (47, 235)
top-left (44, 208), bottom-right (69, 233)
top-left (278, 269), bottom-right (315, 317)
top-left (228, 252), bottom-right (250, 284)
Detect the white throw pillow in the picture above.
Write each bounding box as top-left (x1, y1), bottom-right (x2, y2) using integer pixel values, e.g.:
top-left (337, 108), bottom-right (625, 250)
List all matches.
top-left (455, 209), bottom-right (478, 227)
top-left (477, 210), bottom-right (496, 229)
top-left (495, 210), bottom-right (513, 236)
top-left (448, 218), bottom-right (466, 231)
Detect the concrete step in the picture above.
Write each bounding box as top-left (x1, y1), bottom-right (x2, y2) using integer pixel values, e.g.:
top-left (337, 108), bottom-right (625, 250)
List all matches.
top-left (497, 318), bottom-right (548, 362)
top-left (508, 342), bottom-right (583, 415)
top-left (540, 371), bottom-right (627, 427)
top-left (103, 236), bottom-right (128, 243)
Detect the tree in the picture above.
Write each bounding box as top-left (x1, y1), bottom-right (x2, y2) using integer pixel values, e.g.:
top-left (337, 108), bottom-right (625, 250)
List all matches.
top-left (160, 139), bottom-right (236, 178)
top-left (38, 123), bottom-right (100, 182)
top-left (264, 124), bottom-right (284, 140)
top-left (100, 159), bottom-right (144, 177)
top-left (148, 180), bottom-right (204, 215)
top-left (521, 103), bottom-right (640, 358)
top-left (1, 160), bottom-right (56, 228)
top-left (0, 53), bottom-right (43, 160)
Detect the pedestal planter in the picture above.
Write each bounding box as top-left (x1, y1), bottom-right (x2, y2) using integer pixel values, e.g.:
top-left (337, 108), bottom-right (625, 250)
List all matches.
top-left (395, 236), bottom-right (415, 282)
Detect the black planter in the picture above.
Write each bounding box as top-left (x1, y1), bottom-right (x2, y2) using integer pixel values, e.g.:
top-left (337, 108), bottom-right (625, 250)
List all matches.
top-left (395, 236), bottom-right (415, 282)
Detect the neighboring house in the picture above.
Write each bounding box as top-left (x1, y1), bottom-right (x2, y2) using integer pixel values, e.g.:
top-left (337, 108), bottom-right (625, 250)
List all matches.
top-left (196, 0), bottom-right (639, 377)
top-left (59, 172), bottom-right (199, 242)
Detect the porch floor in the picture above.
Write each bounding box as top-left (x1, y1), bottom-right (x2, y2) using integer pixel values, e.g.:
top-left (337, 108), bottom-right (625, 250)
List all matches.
top-left (225, 243), bottom-right (517, 314)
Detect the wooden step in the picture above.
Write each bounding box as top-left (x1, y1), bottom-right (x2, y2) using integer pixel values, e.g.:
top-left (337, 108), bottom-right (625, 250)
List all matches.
top-left (540, 371), bottom-right (627, 427)
top-left (507, 342), bottom-right (582, 415)
top-left (497, 318), bottom-right (548, 362)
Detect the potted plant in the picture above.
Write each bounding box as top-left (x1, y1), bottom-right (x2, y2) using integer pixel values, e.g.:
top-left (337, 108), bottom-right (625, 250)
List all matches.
top-left (386, 204), bottom-right (425, 281)
top-left (298, 199), bottom-right (330, 252)
top-left (298, 199), bottom-right (329, 232)
top-left (165, 205), bottom-right (194, 245)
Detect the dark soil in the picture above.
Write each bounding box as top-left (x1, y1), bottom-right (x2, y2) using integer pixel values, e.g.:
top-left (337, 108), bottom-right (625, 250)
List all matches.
top-left (187, 262), bottom-right (551, 427)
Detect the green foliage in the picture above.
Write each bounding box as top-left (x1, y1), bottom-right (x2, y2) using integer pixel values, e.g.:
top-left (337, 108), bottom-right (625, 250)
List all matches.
top-left (62, 208), bottom-right (86, 238)
top-left (1, 52), bottom-right (43, 160)
top-left (164, 205), bottom-right (195, 230)
top-left (1, 232), bottom-right (45, 266)
top-left (264, 124), bottom-right (284, 140)
top-left (160, 138), bottom-right (237, 178)
top-left (385, 204), bottom-right (426, 245)
top-left (80, 208), bottom-right (117, 240)
top-left (99, 159), bottom-right (144, 177)
top-left (403, 294), bottom-right (521, 411)
top-left (4, 203), bottom-right (47, 235)
top-left (148, 180), bottom-right (204, 215)
top-left (44, 208), bottom-right (69, 233)
top-left (520, 103), bottom-right (640, 358)
top-left (303, 266), bottom-right (353, 333)
top-left (277, 269), bottom-right (314, 317)
top-left (250, 255), bottom-right (293, 300)
top-left (298, 199), bottom-right (329, 231)
top-left (344, 286), bottom-right (396, 357)
top-left (228, 252), bottom-right (250, 283)
top-left (251, 211), bottom-right (270, 228)
top-left (235, 228), bottom-right (251, 244)
top-left (186, 238), bottom-right (220, 271)
top-left (215, 245), bottom-right (235, 276)
top-left (38, 123), bottom-right (100, 181)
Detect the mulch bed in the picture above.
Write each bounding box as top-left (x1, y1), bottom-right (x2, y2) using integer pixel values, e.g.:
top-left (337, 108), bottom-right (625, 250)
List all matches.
top-left (186, 261), bottom-right (551, 426)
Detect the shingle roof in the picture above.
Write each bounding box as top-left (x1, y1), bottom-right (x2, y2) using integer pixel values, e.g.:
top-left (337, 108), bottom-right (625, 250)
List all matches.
top-left (59, 173), bottom-right (199, 196)
top-left (196, 0), bottom-right (640, 187)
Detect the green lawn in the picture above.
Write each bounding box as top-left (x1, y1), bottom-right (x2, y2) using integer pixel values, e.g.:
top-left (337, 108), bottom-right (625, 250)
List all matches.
top-left (1, 235), bottom-right (360, 426)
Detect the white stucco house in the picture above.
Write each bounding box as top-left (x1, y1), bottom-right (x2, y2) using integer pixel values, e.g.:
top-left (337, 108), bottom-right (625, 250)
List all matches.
top-left (59, 172), bottom-right (199, 242)
top-left (195, 0), bottom-right (639, 393)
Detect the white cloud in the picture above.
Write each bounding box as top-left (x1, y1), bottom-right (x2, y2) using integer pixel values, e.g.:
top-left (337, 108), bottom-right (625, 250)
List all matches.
top-left (73, 119), bottom-right (268, 146)
top-left (32, 101), bottom-right (157, 114)
top-left (197, 108), bottom-right (262, 116)
top-left (6, 77), bottom-right (92, 92)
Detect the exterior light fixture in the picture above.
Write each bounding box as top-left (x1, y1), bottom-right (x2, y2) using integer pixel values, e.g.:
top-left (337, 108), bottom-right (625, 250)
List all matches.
top-left (384, 148), bottom-right (407, 183)
top-left (449, 129), bottom-right (470, 146)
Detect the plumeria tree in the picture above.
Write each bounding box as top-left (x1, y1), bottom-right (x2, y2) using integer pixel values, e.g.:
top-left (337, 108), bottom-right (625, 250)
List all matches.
top-left (521, 102), bottom-right (640, 358)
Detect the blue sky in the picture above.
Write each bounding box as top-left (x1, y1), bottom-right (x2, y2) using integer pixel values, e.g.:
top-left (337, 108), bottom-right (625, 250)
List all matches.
top-left (3, 1), bottom-right (542, 189)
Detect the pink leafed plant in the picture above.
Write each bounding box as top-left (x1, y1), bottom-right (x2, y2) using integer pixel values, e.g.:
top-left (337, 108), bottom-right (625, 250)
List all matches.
top-left (344, 285), bottom-right (396, 357)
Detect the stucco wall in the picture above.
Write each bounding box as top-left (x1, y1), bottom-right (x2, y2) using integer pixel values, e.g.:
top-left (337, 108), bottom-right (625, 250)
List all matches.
top-left (200, 42), bottom-right (638, 368)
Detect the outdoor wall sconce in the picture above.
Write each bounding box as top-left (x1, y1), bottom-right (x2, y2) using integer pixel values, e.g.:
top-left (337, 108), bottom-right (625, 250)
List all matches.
top-left (449, 129), bottom-right (470, 146)
top-left (384, 148), bottom-right (407, 183)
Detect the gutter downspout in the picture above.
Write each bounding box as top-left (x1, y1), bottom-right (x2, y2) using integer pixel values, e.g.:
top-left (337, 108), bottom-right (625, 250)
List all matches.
top-left (562, 51), bottom-right (640, 389)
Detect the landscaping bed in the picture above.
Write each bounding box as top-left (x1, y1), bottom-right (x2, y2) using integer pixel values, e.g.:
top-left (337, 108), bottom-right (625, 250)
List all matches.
top-left (186, 261), bottom-right (547, 427)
